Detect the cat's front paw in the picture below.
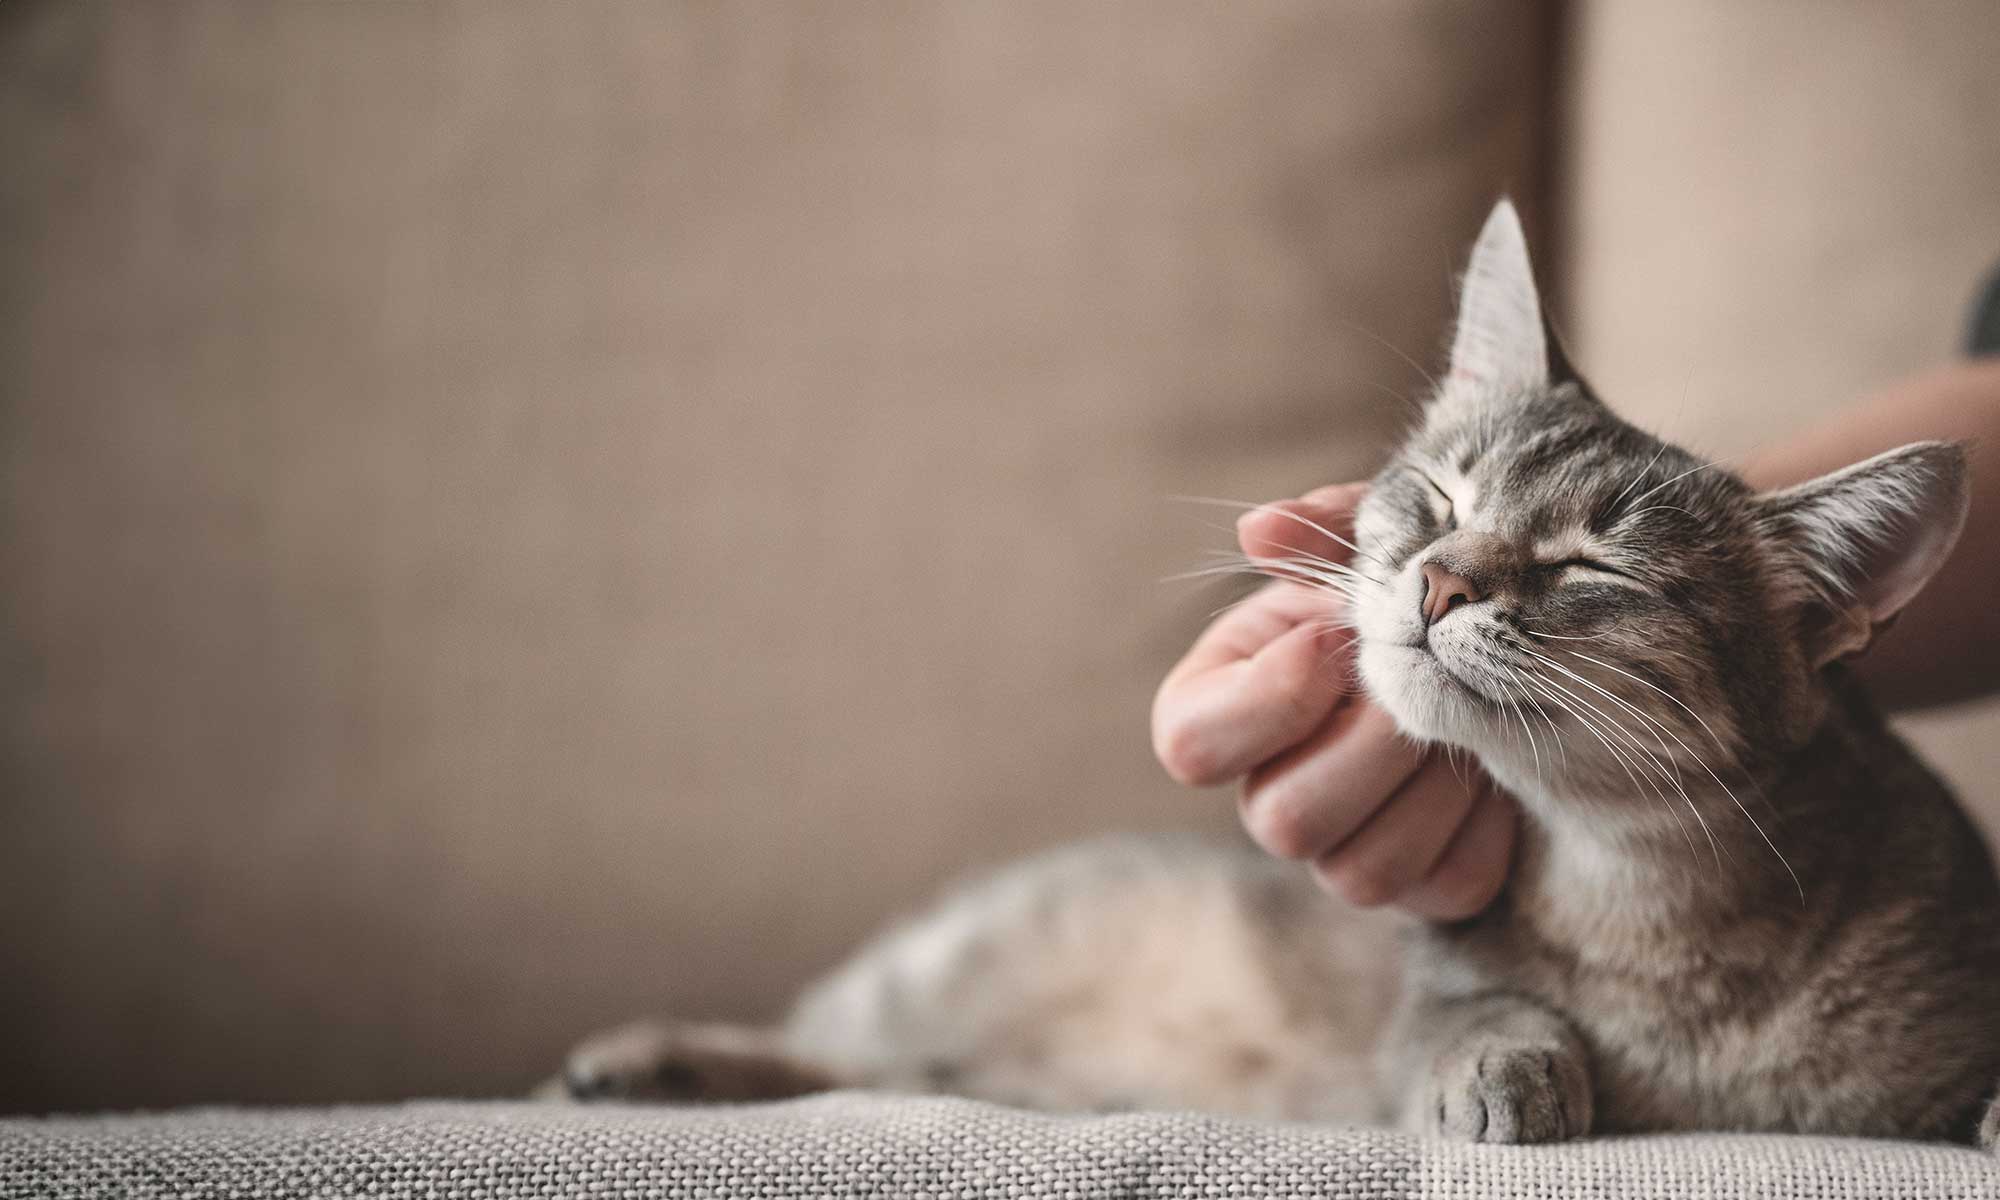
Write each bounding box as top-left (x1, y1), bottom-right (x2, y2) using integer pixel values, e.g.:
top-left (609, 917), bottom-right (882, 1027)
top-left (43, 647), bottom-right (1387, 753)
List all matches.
top-left (1426, 1040), bottom-right (1592, 1144)
top-left (553, 1020), bottom-right (833, 1104)
top-left (1979, 1090), bottom-right (1998, 1154)
top-left (560, 1020), bottom-right (694, 1101)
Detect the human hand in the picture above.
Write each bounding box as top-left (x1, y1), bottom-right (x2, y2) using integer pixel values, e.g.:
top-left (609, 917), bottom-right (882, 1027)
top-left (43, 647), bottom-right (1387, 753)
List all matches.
top-left (1151, 484), bottom-right (1517, 919)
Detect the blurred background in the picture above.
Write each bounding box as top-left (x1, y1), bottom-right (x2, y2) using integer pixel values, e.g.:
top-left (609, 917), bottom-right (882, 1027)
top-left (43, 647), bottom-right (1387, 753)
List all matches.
top-left (3, 1), bottom-right (1997, 1114)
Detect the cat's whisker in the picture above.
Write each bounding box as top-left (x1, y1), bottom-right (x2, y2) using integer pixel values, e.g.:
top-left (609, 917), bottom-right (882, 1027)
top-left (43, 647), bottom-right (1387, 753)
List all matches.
top-left (1518, 627), bottom-right (1618, 642)
top-left (1517, 628), bottom-right (1705, 684)
top-left (1165, 559), bottom-right (1360, 594)
top-left (1313, 630), bottom-right (1363, 676)
top-left (1621, 505), bottom-right (1700, 525)
top-left (1492, 669), bottom-right (1545, 782)
top-left (1605, 442), bottom-right (1670, 512)
top-left (1516, 669), bottom-right (1703, 868)
top-left (1442, 743), bottom-right (1469, 792)
top-left (1504, 669), bottom-right (1570, 772)
top-left (1520, 660), bottom-right (1681, 789)
top-left (1518, 669), bottom-right (1674, 796)
top-left (1515, 645), bottom-right (1725, 870)
top-left (1522, 645), bottom-right (1798, 901)
top-left (1201, 592), bottom-right (1266, 623)
top-left (1620, 461), bottom-right (1718, 512)
top-left (1338, 317), bottom-right (1443, 398)
top-left (1502, 673), bottom-right (1613, 822)
top-left (1514, 659), bottom-right (1712, 866)
top-left (1188, 521), bottom-right (1381, 598)
top-left (1187, 555), bottom-right (1360, 583)
top-left (1549, 648), bottom-right (1802, 902)
top-left (1558, 650), bottom-right (1740, 767)
top-left (1168, 554), bottom-right (1377, 612)
top-left (1481, 670), bottom-right (1535, 776)
top-left (1256, 567), bottom-right (1369, 602)
top-left (1167, 496), bottom-right (1390, 570)
top-left (1186, 526), bottom-right (1385, 590)
top-left (1248, 539), bottom-right (1388, 589)
top-left (1518, 669), bottom-right (1705, 873)
top-left (1363, 379), bottom-right (1426, 421)
top-left (1191, 580), bottom-right (1343, 624)
top-left (1185, 553), bottom-right (1382, 598)
top-left (1511, 674), bottom-right (1639, 828)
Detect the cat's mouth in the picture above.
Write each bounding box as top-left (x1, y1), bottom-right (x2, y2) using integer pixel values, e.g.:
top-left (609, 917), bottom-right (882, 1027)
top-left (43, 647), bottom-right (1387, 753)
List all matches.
top-left (1391, 640), bottom-right (1501, 707)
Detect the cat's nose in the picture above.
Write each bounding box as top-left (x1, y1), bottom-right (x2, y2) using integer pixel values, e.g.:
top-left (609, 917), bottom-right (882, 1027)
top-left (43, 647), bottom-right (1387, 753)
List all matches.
top-left (1419, 562), bottom-right (1483, 626)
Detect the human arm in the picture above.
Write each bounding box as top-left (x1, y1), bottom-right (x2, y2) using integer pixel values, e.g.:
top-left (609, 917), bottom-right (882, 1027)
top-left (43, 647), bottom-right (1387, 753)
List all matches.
top-left (1740, 359), bottom-right (2000, 710)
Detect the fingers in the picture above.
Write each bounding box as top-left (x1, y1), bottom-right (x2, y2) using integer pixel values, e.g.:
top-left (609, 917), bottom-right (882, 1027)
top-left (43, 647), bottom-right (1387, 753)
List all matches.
top-left (1238, 700), bottom-right (1424, 861)
top-left (1152, 483), bottom-right (1371, 789)
top-left (1242, 705), bottom-right (1518, 918)
top-left (1153, 583), bottom-right (1352, 786)
top-left (1311, 755), bottom-right (1479, 908)
top-left (1395, 782), bottom-right (1519, 921)
top-left (1161, 579), bottom-right (1347, 685)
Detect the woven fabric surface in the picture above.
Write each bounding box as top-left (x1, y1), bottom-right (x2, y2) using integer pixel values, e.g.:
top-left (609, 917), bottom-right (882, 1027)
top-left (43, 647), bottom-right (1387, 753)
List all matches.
top-left (4, 1094), bottom-right (1998, 1200)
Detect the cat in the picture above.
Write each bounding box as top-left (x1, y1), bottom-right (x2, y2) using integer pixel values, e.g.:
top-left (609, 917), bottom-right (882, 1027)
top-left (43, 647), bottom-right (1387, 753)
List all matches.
top-left (557, 201), bottom-right (2000, 1149)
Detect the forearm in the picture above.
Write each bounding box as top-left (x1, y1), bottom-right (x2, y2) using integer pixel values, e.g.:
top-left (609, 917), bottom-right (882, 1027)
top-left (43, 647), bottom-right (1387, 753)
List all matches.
top-left (1740, 359), bottom-right (2000, 710)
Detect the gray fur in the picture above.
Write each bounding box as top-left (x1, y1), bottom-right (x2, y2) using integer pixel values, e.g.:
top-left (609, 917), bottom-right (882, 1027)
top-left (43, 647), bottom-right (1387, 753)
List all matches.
top-left (563, 202), bottom-right (2000, 1150)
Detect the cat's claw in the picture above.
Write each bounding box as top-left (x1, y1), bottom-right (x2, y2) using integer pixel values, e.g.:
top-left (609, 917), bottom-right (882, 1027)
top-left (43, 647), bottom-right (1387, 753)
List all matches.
top-left (1427, 1041), bottom-right (1592, 1144)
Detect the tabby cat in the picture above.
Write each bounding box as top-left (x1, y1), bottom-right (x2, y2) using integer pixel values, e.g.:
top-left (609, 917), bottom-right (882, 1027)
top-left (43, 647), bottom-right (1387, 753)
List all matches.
top-left (559, 201), bottom-right (2000, 1148)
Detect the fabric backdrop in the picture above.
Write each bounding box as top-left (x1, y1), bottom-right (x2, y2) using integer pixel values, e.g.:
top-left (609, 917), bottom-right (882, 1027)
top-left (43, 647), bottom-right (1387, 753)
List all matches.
top-left (0, 1), bottom-right (1551, 1111)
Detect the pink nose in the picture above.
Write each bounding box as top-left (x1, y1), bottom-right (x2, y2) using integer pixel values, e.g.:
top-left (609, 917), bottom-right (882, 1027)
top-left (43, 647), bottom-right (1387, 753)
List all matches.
top-left (1419, 562), bottom-right (1483, 626)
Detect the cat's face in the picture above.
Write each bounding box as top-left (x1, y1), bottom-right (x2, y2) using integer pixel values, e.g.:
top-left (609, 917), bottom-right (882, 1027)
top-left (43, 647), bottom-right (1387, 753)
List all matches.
top-left (1351, 383), bottom-right (1765, 813)
top-left (1345, 202), bottom-right (1966, 831)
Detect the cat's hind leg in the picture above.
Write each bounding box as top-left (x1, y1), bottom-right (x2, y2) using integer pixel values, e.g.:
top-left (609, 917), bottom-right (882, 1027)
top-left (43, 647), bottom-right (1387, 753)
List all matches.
top-left (556, 1020), bottom-right (838, 1103)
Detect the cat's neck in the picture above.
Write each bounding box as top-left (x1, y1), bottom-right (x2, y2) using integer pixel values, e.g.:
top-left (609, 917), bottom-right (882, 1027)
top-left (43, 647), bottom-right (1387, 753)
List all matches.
top-left (1493, 683), bottom-right (1906, 968)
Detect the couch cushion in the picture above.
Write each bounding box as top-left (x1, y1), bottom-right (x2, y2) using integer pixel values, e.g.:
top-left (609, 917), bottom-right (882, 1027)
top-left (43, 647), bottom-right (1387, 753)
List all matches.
top-left (6, 1098), bottom-right (1999, 1200)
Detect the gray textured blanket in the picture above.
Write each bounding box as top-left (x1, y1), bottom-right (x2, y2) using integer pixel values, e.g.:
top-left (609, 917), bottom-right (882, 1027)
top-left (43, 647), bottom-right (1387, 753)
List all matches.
top-left (5, 1094), bottom-right (1998, 1199)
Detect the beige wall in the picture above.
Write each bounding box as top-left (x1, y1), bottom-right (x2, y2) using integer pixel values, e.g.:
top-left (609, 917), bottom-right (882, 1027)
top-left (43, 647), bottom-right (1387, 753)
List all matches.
top-left (0, 2), bottom-right (1549, 1111)
top-left (1563, 0), bottom-right (2000, 832)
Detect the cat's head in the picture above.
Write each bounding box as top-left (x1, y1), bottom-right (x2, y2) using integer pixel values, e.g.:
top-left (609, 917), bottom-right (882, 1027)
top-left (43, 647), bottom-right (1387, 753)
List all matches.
top-left (1347, 201), bottom-right (1967, 829)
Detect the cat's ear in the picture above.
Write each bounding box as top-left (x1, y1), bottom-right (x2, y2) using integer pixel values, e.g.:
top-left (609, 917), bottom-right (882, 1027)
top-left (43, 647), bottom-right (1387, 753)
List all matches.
top-left (1757, 442), bottom-right (1970, 666)
top-left (1447, 199), bottom-right (1550, 396)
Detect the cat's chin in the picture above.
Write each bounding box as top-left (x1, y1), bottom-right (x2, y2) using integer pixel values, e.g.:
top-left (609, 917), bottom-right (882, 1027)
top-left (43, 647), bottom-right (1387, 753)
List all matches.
top-left (1356, 640), bottom-right (1503, 752)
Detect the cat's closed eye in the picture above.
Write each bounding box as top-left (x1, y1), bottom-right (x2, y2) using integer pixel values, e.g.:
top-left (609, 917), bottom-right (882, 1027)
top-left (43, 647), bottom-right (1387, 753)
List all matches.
top-left (1544, 556), bottom-right (1645, 588)
top-left (1418, 472), bottom-right (1456, 530)
top-left (1553, 557), bottom-right (1623, 576)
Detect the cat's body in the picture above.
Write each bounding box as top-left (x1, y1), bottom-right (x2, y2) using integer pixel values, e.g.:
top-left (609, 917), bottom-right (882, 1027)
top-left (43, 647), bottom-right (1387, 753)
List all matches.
top-left (563, 834), bottom-right (1401, 1120)
top-left (787, 834), bottom-right (1400, 1123)
top-left (1399, 672), bottom-right (2000, 1141)
top-left (563, 202), bottom-right (2000, 1149)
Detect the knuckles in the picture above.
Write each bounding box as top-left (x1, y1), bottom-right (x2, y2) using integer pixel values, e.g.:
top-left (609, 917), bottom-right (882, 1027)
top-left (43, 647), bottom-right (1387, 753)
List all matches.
top-left (1314, 849), bottom-right (1402, 908)
top-left (1153, 718), bottom-right (1227, 787)
top-left (1418, 856), bottom-right (1505, 920)
top-left (1240, 782), bottom-right (1334, 862)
